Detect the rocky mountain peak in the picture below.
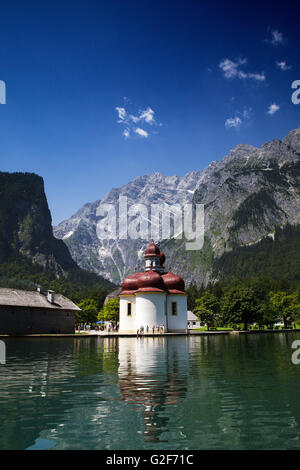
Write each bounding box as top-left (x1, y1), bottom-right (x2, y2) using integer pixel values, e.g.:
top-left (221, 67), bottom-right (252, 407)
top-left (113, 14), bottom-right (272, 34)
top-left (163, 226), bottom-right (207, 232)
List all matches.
top-left (54, 127), bottom-right (300, 285)
top-left (283, 127), bottom-right (300, 152)
top-left (228, 143), bottom-right (257, 158)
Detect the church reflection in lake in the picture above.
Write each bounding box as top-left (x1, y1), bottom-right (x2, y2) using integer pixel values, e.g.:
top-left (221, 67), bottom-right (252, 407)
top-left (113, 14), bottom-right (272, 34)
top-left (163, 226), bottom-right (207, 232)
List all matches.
top-left (117, 337), bottom-right (189, 443)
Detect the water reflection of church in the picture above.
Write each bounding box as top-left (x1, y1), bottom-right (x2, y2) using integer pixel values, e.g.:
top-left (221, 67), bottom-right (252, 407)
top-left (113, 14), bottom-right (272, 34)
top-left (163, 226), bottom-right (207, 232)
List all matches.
top-left (117, 337), bottom-right (189, 443)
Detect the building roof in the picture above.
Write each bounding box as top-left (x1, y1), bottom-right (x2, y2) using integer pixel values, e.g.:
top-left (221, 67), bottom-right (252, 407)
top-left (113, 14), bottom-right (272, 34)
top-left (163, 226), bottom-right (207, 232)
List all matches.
top-left (0, 288), bottom-right (81, 311)
top-left (144, 242), bottom-right (160, 258)
top-left (121, 270), bottom-right (185, 295)
top-left (187, 311), bottom-right (198, 321)
top-left (121, 243), bottom-right (185, 295)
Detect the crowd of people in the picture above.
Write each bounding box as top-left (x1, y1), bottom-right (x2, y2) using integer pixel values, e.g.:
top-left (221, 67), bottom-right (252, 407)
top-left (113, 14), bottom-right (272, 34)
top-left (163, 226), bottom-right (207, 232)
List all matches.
top-left (77, 323), bottom-right (171, 335)
top-left (77, 322), bottom-right (119, 333)
top-left (105, 322), bottom-right (119, 332)
top-left (136, 325), bottom-right (165, 336)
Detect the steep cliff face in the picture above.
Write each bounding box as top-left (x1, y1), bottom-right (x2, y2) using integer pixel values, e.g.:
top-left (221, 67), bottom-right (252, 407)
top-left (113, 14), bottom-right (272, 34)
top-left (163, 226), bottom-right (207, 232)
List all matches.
top-left (54, 127), bottom-right (300, 285)
top-left (0, 172), bottom-right (77, 276)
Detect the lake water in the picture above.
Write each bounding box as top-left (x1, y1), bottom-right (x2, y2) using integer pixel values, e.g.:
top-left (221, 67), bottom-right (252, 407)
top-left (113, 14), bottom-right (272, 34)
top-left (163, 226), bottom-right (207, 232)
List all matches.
top-left (1, 333), bottom-right (300, 450)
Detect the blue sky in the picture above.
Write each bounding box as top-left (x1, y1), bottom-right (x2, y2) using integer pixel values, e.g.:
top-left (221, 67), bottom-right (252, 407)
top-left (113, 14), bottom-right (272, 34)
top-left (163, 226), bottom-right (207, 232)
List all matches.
top-left (0, 1), bottom-right (299, 225)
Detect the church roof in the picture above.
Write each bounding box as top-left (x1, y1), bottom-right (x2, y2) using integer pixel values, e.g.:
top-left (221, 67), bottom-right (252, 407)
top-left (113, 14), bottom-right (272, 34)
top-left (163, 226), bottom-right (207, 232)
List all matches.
top-left (144, 241), bottom-right (161, 258)
top-left (121, 243), bottom-right (185, 295)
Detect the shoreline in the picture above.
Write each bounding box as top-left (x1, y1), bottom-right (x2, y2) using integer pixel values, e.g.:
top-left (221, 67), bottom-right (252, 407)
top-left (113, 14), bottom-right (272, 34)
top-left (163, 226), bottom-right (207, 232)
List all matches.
top-left (0, 328), bottom-right (299, 338)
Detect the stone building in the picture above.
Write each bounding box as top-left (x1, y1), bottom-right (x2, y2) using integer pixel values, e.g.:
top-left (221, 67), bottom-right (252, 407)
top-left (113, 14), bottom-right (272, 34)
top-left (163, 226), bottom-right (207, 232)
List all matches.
top-left (119, 242), bottom-right (187, 333)
top-left (0, 288), bottom-right (79, 335)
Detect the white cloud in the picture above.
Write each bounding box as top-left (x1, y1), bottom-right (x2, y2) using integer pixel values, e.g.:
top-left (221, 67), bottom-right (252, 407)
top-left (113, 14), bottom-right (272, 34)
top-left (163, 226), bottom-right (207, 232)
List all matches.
top-left (267, 103), bottom-right (280, 115)
top-left (130, 107), bottom-right (156, 124)
top-left (225, 107), bottom-right (253, 130)
top-left (219, 58), bottom-right (247, 79)
top-left (247, 72), bottom-right (266, 81)
top-left (225, 116), bottom-right (242, 129)
top-left (219, 58), bottom-right (266, 82)
top-left (270, 30), bottom-right (285, 46)
top-left (115, 101), bottom-right (161, 139)
top-left (242, 107), bottom-right (252, 120)
top-left (276, 60), bottom-right (292, 71)
top-left (139, 107), bottom-right (155, 124)
top-left (129, 114), bottom-right (140, 123)
top-left (135, 128), bottom-right (148, 138)
top-left (115, 107), bottom-right (126, 122)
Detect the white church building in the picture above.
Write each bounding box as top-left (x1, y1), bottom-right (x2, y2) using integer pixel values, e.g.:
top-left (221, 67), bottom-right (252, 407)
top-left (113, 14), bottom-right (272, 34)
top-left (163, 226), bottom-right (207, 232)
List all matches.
top-left (119, 242), bottom-right (187, 333)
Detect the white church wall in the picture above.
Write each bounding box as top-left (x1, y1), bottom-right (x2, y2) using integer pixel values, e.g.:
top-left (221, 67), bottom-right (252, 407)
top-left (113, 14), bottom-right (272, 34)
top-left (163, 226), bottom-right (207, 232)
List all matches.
top-left (135, 293), bottom-right (167, 330)
top-left (167, 294), bottom-right (188, 331)
top-left (119, 295), bottom-right (136, 333)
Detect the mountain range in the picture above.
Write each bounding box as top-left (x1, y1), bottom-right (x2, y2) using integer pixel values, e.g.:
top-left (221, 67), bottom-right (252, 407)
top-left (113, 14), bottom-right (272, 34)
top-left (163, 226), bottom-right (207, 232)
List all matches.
top-left (54, 171), bottom-right (201, 283)
top-left (52, 126), bottom-right (300, 285)
top-left (54, 128), bottom-right (300, 284)
top-left (5, 128), bottom-right (300, 298)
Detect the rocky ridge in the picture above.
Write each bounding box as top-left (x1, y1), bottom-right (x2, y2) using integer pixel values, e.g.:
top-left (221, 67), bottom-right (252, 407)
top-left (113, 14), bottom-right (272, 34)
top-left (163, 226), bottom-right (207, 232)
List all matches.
top-left (54, 127), bottom-right (300, 285)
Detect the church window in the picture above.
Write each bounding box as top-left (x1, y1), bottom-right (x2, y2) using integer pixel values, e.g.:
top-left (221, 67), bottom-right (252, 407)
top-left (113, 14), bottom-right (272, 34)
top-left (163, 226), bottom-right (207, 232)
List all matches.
top-left (127, 303), bottom-right (132, 316)
top-left (171, 302), bottom-right (177, 316)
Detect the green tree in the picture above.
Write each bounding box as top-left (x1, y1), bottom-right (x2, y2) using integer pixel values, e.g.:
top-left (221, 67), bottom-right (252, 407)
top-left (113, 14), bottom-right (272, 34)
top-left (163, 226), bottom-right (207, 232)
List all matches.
top-left (221, 285), bottom-right (258, 330)
top-left (82, 286), bottom-right (108, 311)
top-left (269, 291), bottom-right (300, 328)
top-left (257, 301), bottom-right (279, 328)
top-left (186, 283), bottom-right (204, 311)
top-left (194, 291), bottom-right (220, 330)
top-left (98, 297), bottom-right (120, 323)
top-left (77, 298), bottom-right (99, 325)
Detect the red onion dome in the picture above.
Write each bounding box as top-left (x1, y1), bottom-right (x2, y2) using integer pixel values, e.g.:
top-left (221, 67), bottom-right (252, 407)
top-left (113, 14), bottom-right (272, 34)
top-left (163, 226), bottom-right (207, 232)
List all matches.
top-left (136, 270), bottom-right (166, 292)
top-left (159, 252), bottom-right (166, 266)
top-left (162, 272), bottom-right (185, 293)
top-left (121, 272), bottom-right (142, 294)
top-left (144, 242), bottom-right (160, 258)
